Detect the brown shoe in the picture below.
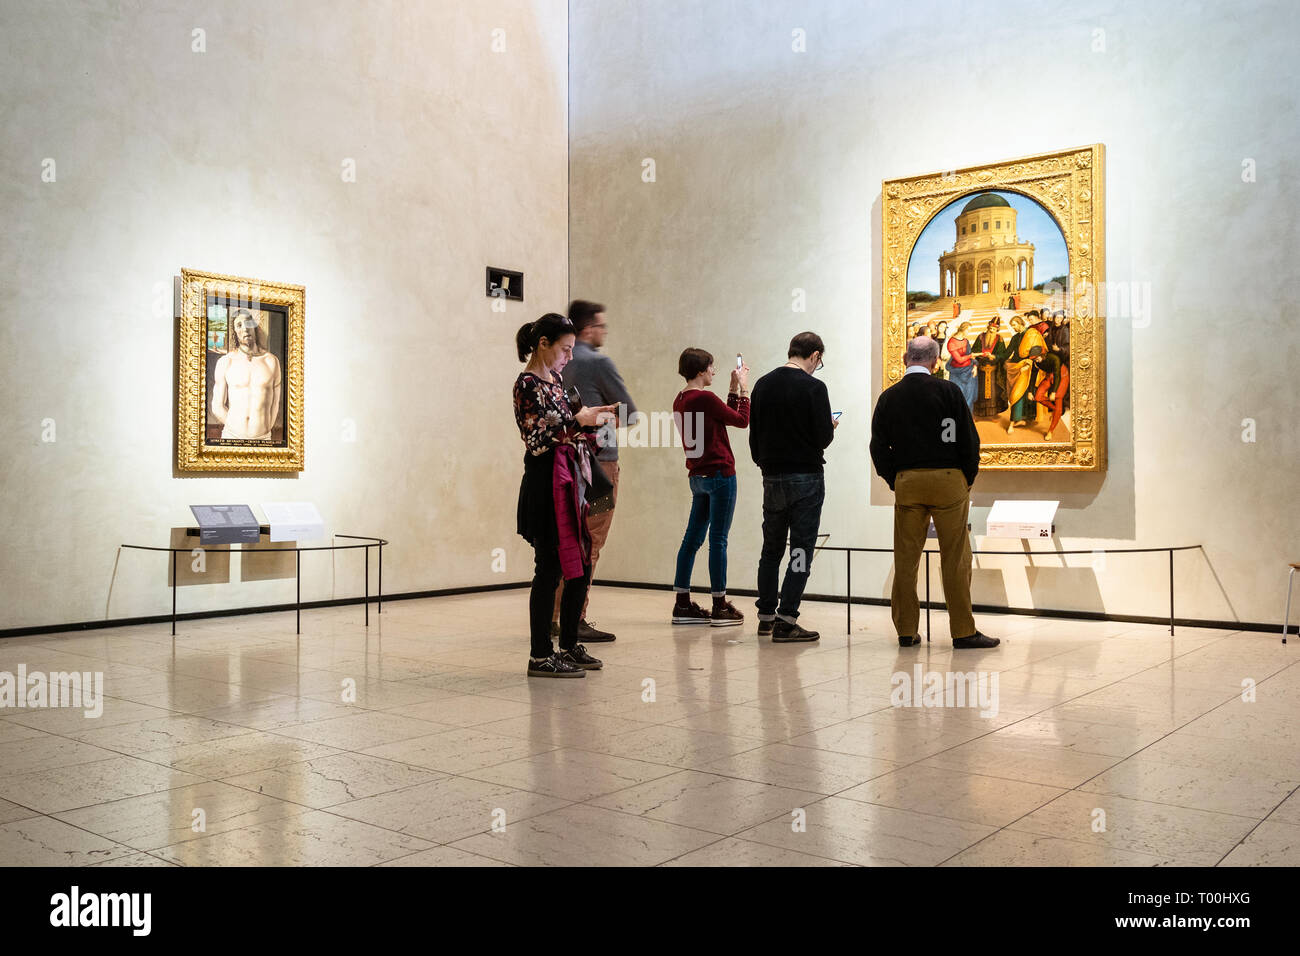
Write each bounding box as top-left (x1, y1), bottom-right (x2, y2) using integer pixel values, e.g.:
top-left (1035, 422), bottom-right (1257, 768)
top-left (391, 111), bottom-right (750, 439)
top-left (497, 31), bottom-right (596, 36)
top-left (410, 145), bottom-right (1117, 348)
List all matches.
top-left (953, 631), bottom-right (1000, 649)
top-left (577, 619), bottom-right (616, 643)
top-left (710, 601), bottom-right (744, 627)
top-left (672, 601), bottom-right (712, 625)
top-left (772, 620), bottom-right (820, 643)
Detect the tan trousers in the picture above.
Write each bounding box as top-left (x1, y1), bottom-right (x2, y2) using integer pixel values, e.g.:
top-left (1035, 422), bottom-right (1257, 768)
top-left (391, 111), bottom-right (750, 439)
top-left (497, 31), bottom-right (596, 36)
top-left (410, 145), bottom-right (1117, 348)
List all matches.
top-left (554, 459), bottom-right (620, 622)
top-left (891, 467), bottom-right (976, 640)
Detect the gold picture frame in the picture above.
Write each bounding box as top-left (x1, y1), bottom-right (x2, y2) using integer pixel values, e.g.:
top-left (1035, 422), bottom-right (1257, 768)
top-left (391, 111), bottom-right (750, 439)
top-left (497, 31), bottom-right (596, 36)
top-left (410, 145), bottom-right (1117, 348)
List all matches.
top-left (881, 144), bottom-right (1106, 471)
top-left (176, 267), bottom-right (304, 473)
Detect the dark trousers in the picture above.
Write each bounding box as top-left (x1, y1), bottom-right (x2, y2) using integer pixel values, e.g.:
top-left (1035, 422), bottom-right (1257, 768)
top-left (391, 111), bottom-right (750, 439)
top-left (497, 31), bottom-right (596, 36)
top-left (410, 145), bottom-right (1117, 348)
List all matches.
top-left (530, 547), bottom-right (590, 658)
top-left (756, 473), bottom-right (825, 622)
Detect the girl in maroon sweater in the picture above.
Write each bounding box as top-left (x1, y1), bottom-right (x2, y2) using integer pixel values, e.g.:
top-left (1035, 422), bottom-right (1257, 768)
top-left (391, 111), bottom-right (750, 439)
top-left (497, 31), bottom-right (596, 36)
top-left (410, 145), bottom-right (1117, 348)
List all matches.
top-left (670, 348), bottom-right (750, 626)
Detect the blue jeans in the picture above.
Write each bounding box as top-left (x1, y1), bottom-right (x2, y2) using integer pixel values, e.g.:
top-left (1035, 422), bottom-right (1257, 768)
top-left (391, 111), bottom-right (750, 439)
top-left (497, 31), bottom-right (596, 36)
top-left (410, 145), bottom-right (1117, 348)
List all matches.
top-left (756, 473), bottom-right (825, 621)
top-left (673, 473), bottom-right (737, 594)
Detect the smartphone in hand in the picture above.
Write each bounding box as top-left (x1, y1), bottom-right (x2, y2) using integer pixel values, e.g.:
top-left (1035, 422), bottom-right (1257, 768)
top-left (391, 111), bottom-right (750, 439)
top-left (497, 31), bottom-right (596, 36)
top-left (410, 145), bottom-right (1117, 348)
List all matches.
top-left (832, 411), bottom-right (843, 421)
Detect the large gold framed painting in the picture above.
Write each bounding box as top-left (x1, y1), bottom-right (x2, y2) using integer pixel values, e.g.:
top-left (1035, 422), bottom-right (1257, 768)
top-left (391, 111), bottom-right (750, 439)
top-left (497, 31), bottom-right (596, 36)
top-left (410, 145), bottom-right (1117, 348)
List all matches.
top-left (176, 268), bottom-right (305, 473)
top-left (882, 144), bottom-right (1106, 471)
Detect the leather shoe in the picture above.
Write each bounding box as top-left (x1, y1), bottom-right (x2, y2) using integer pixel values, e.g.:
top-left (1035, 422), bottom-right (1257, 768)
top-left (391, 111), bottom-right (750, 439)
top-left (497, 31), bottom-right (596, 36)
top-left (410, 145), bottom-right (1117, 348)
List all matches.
top-left (953, 631), bottom-right (1000, 649)
top-left (577, 619), bottom-right (616, 643)
top-left (898, 634), bottom-right (921, 647)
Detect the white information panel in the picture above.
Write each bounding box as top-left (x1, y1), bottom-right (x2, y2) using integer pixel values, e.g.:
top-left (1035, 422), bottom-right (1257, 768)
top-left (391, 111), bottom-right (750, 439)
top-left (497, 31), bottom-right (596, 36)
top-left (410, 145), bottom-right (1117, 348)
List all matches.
top-left (262, 502), bottom-right (325, 542)
top-left (987, 499), bottom-right (1059, 539)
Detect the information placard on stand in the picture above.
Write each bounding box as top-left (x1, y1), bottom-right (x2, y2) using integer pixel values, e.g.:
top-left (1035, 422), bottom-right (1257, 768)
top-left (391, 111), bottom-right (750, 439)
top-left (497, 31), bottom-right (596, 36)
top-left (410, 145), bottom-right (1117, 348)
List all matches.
top-left (189, 504), bottom-right (261, 545)
top-left (262, 502), bottom-right (325, 542)
top-left (987, 500), bottom-right (1059, 539)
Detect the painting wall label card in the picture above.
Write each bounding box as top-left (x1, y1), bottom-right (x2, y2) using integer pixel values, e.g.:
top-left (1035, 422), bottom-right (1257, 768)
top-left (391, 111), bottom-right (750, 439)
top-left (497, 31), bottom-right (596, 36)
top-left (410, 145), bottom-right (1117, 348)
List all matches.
top-left (262, 502), bottom-right (325, 542)
top-left (189, 504), bottom-right (261, 544)
top-left (986, 499), bottom-right (1060, 539)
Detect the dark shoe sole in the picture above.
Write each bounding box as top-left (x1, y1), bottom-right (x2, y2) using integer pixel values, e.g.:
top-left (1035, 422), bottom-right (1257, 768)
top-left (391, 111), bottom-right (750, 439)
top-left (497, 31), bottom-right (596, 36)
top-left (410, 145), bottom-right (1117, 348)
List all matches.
top-left (898, 635), bottom-right (921, 647)
top-left (527, 668), bottom-right (586, 678)
top-left (772, 632), bottom-right (820, 643)
top-left (579, 634), bottom-right (616, 643)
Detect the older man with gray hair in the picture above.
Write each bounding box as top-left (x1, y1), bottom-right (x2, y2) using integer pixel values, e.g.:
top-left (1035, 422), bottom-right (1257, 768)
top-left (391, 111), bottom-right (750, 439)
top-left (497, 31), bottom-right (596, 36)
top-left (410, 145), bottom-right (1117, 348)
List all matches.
top-left (869, 336), bottom-right (997, 649)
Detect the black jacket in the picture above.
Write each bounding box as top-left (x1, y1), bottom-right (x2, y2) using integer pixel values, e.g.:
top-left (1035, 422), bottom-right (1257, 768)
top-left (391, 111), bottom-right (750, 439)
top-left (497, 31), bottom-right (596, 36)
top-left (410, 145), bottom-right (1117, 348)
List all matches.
top-left (869, 371), bottom-right (980, 489)
top-left (748, 367), bottom-right (835, 475)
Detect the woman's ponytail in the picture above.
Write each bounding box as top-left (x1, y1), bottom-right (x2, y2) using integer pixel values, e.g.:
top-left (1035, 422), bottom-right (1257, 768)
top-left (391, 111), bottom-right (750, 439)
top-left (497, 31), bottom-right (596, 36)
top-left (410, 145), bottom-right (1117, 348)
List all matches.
top-left (516, 313), bottom-right (575, 362)
top-left (516, 322), bottom-right (535, 362)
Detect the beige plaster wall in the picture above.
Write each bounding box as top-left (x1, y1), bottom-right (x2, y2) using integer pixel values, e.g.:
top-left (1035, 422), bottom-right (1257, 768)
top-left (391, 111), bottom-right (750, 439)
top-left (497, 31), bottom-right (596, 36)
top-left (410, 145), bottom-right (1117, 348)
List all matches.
top-left (568, 0), bottom-right (1300, 626)
top-left (0, 0), bottom-right (568, 629)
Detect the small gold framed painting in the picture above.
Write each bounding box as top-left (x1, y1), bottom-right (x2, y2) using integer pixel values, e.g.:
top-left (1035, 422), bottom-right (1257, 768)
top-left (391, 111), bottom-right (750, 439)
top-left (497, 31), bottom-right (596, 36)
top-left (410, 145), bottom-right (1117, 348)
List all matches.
top-left (176, 268), bottom-right (304, 473)
top-left (881, 144), bottom-right (1105, 471)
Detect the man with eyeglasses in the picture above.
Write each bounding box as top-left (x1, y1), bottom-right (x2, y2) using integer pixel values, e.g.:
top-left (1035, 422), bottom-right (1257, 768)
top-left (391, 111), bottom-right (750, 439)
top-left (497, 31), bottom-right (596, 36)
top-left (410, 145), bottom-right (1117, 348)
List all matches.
top-left (552, 299), bottom-right (638, 644)
top-left (748, 331), bottom-right (837, 642)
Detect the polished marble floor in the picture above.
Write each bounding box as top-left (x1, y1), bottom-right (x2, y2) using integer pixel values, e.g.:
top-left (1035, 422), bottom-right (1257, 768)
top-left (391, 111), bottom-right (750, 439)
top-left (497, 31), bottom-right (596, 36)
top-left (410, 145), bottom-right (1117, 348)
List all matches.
top-left (1, 587), bottom-right (1297, 866)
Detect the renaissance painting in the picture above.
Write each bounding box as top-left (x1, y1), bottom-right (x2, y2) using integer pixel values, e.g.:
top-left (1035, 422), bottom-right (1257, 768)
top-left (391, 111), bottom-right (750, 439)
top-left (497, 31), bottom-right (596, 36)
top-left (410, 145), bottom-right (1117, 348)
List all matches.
top-left (906, 190), bottom-right (1072, 443)
top-left (177, 268), bottom-right (304, 473)
top-left (204, 302), bottom-right (287, 446)
top-left (881, 145), bottom-right (1106, 471)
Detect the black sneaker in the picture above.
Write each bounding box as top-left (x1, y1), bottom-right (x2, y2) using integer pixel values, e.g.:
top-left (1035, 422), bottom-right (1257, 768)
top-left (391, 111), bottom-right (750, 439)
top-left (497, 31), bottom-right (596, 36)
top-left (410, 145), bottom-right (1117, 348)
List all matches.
top-left (558, 644), bottom-right (603, 670)
top-left (757, 618), bottom-right (775, 636)
top-left (772, 620), bottom-right (820, 643)
top-left (710, 601), bottom-right (744, 627)
top-left (527, 653), bottom-right (585, 678)
top-left (953, 631), bottom-right (1000, 649)
top-left (577, 619), bottom-right (616, 643)
top-left (672, 601), bottom-right (713, 625)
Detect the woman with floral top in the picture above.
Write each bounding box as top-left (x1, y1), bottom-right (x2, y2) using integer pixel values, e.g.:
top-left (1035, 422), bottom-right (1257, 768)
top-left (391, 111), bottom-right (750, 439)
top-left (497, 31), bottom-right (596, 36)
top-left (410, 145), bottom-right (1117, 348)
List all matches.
top-left (514, 313), bottom-right (618, 678)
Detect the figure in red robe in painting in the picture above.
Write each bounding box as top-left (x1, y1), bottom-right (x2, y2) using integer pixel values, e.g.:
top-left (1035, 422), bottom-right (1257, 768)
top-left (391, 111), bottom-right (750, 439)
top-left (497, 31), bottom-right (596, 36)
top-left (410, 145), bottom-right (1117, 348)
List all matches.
top-left (1031, 315), bottom-right (1068, 438)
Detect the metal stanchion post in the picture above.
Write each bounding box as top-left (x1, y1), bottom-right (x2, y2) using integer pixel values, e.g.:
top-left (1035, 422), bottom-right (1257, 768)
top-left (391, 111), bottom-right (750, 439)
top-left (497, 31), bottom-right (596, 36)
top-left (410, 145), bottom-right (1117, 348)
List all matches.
top-left (1169, 549), bottom-right (1175, 636)
top-left (925, 551), bottom-right (931, 642)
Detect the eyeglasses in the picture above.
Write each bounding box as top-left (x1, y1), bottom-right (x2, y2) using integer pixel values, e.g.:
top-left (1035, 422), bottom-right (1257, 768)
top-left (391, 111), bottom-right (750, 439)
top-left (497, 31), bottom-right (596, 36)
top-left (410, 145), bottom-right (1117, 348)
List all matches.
top-left (815, 354), bottom-right (825, 372)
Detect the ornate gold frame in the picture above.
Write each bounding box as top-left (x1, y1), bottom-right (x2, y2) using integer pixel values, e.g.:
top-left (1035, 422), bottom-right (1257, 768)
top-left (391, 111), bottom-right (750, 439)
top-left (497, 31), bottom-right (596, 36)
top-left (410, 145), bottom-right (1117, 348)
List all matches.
top-left (176, 267), bottom-right (305, 473)
top-left (881, 144), bottom-right (1106, 471)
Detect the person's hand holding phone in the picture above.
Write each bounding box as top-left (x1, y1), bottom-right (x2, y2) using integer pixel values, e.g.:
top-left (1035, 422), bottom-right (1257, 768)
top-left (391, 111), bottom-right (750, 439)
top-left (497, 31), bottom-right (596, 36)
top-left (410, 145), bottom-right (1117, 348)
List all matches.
top-left (576, 403), bottom-right (619, 428)
top-left (730, 355), bottom-right (749, 393)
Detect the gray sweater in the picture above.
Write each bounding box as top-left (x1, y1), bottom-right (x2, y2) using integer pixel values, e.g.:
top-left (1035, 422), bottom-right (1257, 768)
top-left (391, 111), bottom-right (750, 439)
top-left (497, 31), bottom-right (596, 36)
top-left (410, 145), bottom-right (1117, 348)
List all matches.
top-left (560, 341), bottom-right (638, 461)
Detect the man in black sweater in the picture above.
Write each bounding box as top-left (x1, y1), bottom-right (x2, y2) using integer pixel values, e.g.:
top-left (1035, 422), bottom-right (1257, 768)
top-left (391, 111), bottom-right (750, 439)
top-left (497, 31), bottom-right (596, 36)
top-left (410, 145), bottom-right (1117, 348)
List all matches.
top-left (870, 336), bottom-right (999, 649)
top-left (749, 332), bottom-right (836, 642)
